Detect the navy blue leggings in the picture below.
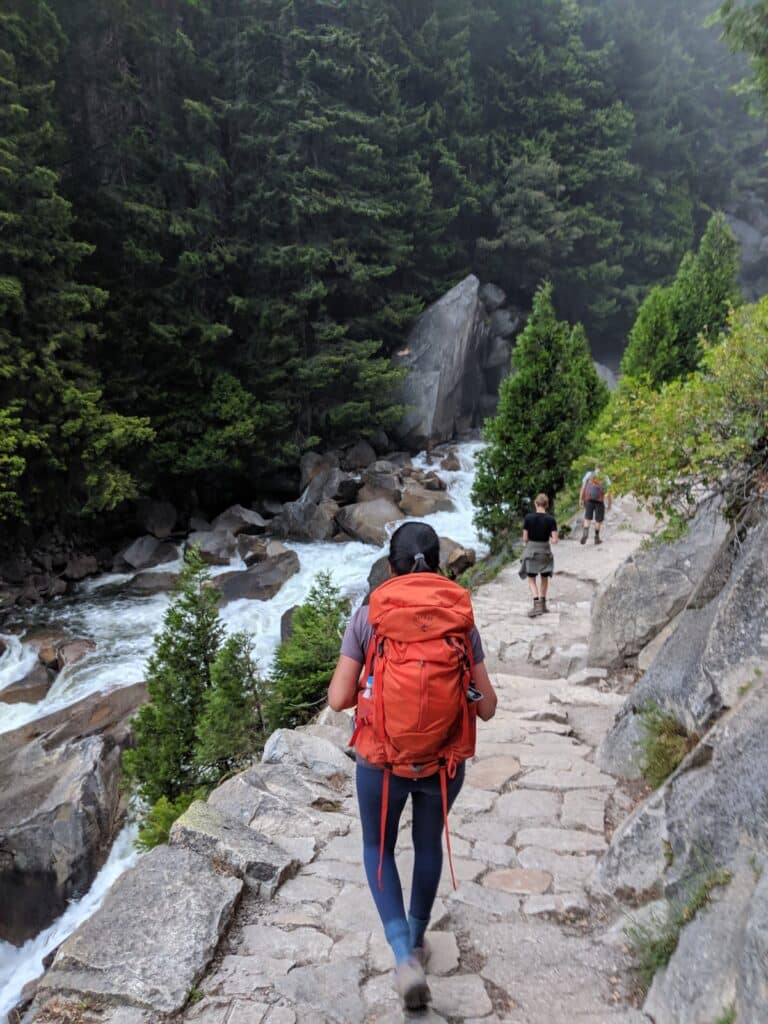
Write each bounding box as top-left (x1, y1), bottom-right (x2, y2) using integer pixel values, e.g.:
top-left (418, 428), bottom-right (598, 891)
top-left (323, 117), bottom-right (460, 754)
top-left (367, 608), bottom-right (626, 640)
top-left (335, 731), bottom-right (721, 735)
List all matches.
top-left (355, 761), bottom-right (465, 930)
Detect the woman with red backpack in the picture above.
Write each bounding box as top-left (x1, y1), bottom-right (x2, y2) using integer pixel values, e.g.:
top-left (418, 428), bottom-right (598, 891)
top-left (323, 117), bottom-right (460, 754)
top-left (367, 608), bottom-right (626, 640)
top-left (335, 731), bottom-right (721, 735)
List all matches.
top-left (328, 521), bottom-right (497, 1010)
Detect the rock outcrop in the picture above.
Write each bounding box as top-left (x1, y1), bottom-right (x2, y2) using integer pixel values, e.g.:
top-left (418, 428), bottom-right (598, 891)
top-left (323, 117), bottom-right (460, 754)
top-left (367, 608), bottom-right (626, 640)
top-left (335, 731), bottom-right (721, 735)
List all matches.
top-left (588, 496), bottom-right (728, 672)
top-left (392, 275), bottom-right (522, 448)
top-left (0, 683), bottom-right (147, 946)
top-left (599, 508), bottom-right (768, 778)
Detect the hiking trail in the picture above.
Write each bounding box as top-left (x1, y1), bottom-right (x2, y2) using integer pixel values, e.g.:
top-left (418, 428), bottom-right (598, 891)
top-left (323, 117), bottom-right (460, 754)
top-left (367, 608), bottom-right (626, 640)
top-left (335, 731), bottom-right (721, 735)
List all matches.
top-left (181, 498), bottom-right (655, 1024)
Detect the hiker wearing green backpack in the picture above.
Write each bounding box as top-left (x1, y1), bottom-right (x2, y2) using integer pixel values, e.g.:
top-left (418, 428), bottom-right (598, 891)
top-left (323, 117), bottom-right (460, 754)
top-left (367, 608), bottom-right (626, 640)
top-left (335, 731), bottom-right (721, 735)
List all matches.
top-left (579, 466), bottom-right (612, 545)
top-left (327, 521), bottom-right (497, 1011)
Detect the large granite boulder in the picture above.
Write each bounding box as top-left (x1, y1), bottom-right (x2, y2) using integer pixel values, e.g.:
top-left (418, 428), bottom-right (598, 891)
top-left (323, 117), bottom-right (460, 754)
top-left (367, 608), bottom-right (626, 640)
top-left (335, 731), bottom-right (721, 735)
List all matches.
top-left (211, 504), bottom-right (267, 536)
top-left (0, 662), bottom-right (56, 704)
top-left (588, 497), bottom-right (729, 671)
top-left (398, 479), bottom-right (454, 517)
top-left (335, 497), bottom-right (404, 547)
top-left (123, 570), bottom-right (179, 596)
top-left (262, 729), bottom-right (353, 782)
top-left (0, 684), bottom-right (146, 944)
top-left (393, 274), bottom-right (488, 448)
top-left (599, 511), bottom-right (768, 778)
top-left (120, 535), bottom-right (177, 572)
top-left (32, 846), bottom-right (241, 1016)
top-left (214, 549), bottom-right (300, 604)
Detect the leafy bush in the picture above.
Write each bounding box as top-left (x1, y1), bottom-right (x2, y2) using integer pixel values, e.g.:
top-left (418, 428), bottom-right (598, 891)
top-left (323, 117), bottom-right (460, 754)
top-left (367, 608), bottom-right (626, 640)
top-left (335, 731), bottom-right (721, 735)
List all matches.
top-left (589, 295), bottom-right (768, 521)
top-left (640, 704), bottom-right (697, 789)
top-left (626, 870), bottom-right (732, 991)
top-left (472, 283), bottom-right (608, 548)
top-left (265, 572), bottom-right (350, 732)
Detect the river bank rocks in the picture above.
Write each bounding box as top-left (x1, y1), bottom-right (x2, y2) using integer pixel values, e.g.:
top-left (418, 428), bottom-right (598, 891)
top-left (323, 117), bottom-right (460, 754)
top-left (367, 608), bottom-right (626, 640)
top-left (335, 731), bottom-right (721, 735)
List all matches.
top-left (0, 683), bottom-right (147, 947)
top-left (0, 628), bottom-right (97, 706)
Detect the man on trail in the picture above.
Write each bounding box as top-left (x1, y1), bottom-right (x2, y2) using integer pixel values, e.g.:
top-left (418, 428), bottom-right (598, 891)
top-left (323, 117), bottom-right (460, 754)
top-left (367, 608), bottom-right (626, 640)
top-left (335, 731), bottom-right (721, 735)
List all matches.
top-left (579, 466), bottom-right (611, 545)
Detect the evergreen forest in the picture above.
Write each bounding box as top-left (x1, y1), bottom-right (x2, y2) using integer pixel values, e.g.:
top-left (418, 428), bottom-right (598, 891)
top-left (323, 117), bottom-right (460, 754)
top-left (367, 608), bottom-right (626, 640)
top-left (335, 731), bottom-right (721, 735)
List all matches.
top-left (2, 0), bottom-right (765, 536)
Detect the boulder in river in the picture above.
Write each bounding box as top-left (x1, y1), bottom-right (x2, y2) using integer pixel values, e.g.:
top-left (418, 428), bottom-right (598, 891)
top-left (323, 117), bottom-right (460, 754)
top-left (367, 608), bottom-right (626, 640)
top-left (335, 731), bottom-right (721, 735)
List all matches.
top-left (399, 479), bottom-right (454, 517)
top-left (335, 497), bottom-right (404, 547)
top-left (0, 662), bottom-right (56, 705)
top-left (136, 499), bottom-right (177, 539)
top-left (214, 549), bottom-right (300, 605)
top-left (119, 534), bottom-right (178, 571)
top-left (211, 504), bottom-right (267, 536)
top-left (123, 570), bottom-right (179, 596)
top-left (186, 529), bottom-right (237, 565)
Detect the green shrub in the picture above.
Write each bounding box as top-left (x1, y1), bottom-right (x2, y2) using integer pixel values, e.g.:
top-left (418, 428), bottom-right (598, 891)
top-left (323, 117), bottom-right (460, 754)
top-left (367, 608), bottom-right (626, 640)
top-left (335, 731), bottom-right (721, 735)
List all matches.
top-left (627, 869), bottom-right (733, 991)
top-left (195, 632), bottom-right (266, 777)
top-left (714, 1007), bottom-right (736, 1024)
top-left (640, 704), bottom-right (696, 788)
top-left (136, 791), bottom-right (205, 849)
top-left (265, 572), bottom-right (350, 732)
top-left (123, 548), bottom-right (224, 809)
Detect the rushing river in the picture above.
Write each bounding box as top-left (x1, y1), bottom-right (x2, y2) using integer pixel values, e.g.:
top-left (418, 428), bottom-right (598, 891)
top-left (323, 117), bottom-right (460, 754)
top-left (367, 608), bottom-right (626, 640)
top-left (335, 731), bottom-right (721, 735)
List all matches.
top-left (0, 442), bottom-right (485, 1019)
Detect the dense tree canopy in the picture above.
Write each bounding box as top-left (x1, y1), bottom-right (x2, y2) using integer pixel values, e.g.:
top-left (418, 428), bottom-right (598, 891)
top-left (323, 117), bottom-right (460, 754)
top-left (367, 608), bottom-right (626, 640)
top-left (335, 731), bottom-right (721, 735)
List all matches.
top-left (1, 0), bottom-right (763, 533)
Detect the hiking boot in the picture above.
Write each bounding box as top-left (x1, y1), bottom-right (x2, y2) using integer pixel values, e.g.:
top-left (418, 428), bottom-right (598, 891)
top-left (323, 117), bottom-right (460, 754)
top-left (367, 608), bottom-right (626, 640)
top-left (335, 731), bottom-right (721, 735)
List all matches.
top-left (580, 527), bottom-right (589, 545)
top-left (594, 533), bottom-right (602, 545)
top-left (540, 597), bottom-right (548, 613)
top-left (528, 598), bottom-right (543, 618)
top-left (395, 957), bottom-right (431, 1010)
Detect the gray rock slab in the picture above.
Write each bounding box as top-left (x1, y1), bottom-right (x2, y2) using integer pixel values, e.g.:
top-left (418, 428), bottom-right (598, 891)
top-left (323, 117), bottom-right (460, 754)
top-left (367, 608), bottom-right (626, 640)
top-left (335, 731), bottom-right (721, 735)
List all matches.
top-left (274, 959), bottom-right (366, 1024)
top-left (430, 974), bottom-right (493, 1019)
top-left (561, 789), bottom-right (607, 832)
top-left (524, 892), bottom-right (590, 919)
top-left (518, 763), bottom-right (615, 790)
top-left (170, 800), bottom-right (300, 896)
top-left (516, 827), bottom-right (607, 855)
top-left (202, 954), bottom-right (294, 997)
top-left (261, 729), bottom-right (353, 781)
top-left (452, 815), bottom-right (515, 845)
top-left (518, 847), bottom-right (597, 892)
top-left (495, 789), bottom-right (561, 823)
top-left (239, 924), bottom-right (333, 964)
top-left (274, 873), bottom-right (340, 906)
top-left (37, 846), bottom-right (241, 1014)
top-left (447, 880), bottom-right (522, 918)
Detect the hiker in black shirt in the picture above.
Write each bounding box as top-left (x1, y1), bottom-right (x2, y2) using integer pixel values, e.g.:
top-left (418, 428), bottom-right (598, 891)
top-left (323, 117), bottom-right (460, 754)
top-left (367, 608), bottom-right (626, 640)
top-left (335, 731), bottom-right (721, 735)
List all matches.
top-left (520, 493), bottom-right (558, 617)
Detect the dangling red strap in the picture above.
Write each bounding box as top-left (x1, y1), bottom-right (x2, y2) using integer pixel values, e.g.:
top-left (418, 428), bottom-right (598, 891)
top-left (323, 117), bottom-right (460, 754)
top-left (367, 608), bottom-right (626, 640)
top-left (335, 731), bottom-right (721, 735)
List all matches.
top-left (377, 767), bottom-right (391, 891)
top-left (440, 764), bottom-right (458, 890)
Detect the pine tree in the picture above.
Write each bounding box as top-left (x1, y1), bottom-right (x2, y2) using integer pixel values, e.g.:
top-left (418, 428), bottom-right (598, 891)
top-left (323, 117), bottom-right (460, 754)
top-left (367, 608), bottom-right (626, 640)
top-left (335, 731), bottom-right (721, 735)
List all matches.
top-left (265, 571), bottom-right (350, 732)
top-left (195, 632), bottom-right (265, 777)
top-left (0, 1), bottom-right (152, 525)
top-left (621, 213), bottom-right (741, 384)
top-left (472, 282), bottom-right (608, 546)
top-left (122, 547), bottom-right (224, 808)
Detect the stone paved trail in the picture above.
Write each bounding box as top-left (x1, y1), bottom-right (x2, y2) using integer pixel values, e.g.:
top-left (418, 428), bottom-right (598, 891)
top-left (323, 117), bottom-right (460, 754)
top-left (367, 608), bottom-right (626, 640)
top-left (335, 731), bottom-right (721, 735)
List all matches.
top-left (183, 499), bottom-right (656, 1024)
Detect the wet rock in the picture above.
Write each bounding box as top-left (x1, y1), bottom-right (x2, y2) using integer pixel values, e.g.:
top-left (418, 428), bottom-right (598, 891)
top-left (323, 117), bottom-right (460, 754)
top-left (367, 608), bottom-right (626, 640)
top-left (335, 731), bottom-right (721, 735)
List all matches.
top-left (57, 638), bottom-right (96, 668)
top-left (120, 535), bottom-right (177, 571)
top-left (136, 499), bottom-right (177, 538)
top-left (299, 451), bottom-right (340, 491)
top-left (211, 504), bottom-right (267, 536)
top-left (0, 662), bottom-right (56, 705)
top-left (123, 570), bottom-right (179, 595)
top-left (398, 479), bottom-right (454, 517)
top-left (62, 554), bottom-right (99, 581)
top-left (439, 537), bottom-right (475, 578)
top-left (34, 846), bottom-right (241, 1016)
top-left (215, 550), bottom-right (300, 605)
top-left (335, 497), bottom-right (404, 547)
top-left (186, 529), bottom-right (238, 565)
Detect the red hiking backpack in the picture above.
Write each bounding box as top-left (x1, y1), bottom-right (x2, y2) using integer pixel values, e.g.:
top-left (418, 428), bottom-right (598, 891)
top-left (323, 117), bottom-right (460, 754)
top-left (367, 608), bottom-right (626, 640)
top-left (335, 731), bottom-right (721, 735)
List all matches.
top-left (350, 573), bottom-right (478, 889)
top-left (586, 475), bottom-right (605, 502)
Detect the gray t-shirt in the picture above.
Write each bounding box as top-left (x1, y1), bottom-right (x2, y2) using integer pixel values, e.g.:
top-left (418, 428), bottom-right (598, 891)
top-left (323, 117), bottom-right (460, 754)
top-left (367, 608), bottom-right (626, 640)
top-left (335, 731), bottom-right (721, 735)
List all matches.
top-left (340, 605), bottom-right (485, 665)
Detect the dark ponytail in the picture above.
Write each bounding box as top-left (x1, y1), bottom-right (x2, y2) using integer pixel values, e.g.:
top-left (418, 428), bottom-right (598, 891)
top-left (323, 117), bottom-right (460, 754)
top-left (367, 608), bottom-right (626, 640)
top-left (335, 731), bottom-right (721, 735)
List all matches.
top-left (389, 521), bottom-right (440, 576)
